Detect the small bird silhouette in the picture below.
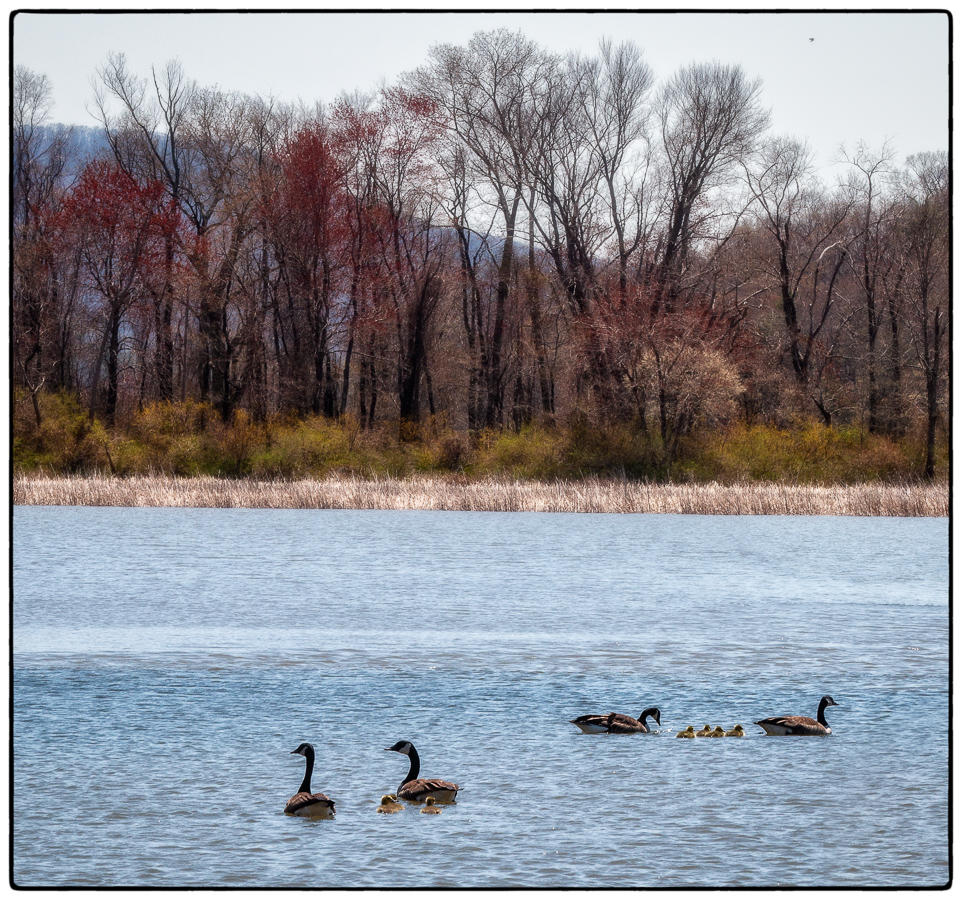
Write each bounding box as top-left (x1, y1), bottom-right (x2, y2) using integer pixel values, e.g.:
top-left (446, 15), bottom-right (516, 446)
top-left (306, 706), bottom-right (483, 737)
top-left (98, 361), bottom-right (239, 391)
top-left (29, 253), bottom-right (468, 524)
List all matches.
top-left (809, 37), bottom-right (815, 42)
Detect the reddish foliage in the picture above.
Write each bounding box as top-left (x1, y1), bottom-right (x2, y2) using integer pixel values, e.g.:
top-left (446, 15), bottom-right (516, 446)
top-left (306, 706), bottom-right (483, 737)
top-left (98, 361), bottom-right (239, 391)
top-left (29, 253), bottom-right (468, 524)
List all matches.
top-left (56, 160), bottom-right (184, 301)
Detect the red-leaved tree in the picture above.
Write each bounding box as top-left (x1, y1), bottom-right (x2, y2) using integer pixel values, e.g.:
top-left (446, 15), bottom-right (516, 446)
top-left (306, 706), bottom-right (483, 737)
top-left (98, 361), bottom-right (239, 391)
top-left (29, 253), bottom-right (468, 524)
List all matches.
top-left (57, 161), bottom-right (182, 424)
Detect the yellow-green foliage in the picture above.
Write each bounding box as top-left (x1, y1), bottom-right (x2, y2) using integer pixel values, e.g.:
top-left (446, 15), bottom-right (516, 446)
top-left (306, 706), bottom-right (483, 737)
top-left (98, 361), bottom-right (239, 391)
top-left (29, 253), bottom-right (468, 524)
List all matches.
top-left (13, 390), bottom-right (111, 473)
top-left (12, 392), bottom-right (946, 483)
top-left (250, 416), bottom-right (364, 478)
top-left (472, 420), bottom-right (658, 480)
top-left (682, 422), bottom-right (936, 484)
top-left (474, 426), bottom-right (568, 479)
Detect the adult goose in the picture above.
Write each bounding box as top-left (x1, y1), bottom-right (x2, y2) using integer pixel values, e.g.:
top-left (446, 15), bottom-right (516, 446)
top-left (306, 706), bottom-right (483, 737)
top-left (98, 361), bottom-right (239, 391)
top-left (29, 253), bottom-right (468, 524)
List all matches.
top-left (385, 740), bottom-right (460, 802)
top-left (285, 742), bottom-right (336, 818)
top-left (570, 707), bottom-right (661, 734)
top-left (756, 695), bottom-right (839, 736)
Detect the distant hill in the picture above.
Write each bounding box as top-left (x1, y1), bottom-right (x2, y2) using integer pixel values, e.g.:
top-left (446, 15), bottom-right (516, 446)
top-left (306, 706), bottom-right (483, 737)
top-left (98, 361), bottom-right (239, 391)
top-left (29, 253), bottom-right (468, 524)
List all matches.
top-left (63, 124), bottom-right (112, 164)
top-left (16, 123), bottom-right (113, 179)
top-left (50, 123), bottom-right (112, 175)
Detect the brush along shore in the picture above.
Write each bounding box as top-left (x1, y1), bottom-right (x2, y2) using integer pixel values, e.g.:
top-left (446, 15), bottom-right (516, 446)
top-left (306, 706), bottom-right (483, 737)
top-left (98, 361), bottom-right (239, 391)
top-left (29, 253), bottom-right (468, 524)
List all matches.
top-left (13, 473), bottom-right (947, 517)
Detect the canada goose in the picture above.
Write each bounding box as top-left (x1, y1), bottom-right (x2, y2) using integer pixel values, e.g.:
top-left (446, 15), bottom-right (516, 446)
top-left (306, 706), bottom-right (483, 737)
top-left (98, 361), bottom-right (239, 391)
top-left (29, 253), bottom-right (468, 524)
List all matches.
top-left (695, 725), bottom-right (712, 737)
top-left (570, 707), bottom-right (661, 734)
top-left (756, 695), bottom-right (839, 736)
top-left (376, 794), bottom-right (403, 814)
top-left (421, 797), bottom-right (442, 815)
top-left (385, 740), bottom-right (460, 802)
top-left (710, 726), bottom-right (725, 738)
top-left (725, 725), bottom-right (745, 737)
top-left (676, 726), bottom-right (696, 738)
top-left (285, 743), bottom-right (336, 818)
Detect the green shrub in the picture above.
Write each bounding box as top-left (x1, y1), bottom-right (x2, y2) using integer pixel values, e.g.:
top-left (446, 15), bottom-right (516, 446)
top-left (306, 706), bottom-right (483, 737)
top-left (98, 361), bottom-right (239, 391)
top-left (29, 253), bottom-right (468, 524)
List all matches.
top-left (685, 422), bottom-right (922, 484)
top-left (11, 390), bottom-right (946, 484)
top-left (12, 391), bottom-right (113, 473)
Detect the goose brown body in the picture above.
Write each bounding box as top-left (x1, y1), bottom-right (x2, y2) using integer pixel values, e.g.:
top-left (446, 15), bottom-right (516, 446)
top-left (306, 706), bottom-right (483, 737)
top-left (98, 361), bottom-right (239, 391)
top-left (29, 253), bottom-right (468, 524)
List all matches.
top-left (570, 707), bottom-right (661, 734)
top-left (285, 790), bottom-right (336, 818)
top-left (756, 695), bottom-right (839, 736)
top-left (398, 777), bottom-right (461, 802)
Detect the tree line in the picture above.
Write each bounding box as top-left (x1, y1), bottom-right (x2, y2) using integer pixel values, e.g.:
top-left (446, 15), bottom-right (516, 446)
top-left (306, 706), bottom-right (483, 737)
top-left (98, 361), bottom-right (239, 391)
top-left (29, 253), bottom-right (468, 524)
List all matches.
top-left (13, 30), bottom-right (948, 477)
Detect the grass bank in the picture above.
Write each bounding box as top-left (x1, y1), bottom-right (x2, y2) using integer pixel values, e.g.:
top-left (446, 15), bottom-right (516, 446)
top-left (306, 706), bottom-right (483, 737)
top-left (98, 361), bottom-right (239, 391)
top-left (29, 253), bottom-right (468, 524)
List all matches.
top-left (14, 473), bottom-right (947, 516)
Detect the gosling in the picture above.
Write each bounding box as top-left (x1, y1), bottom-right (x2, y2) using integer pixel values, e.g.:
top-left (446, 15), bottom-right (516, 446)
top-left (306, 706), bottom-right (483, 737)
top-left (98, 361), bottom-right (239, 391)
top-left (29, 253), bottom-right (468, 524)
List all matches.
top-left (421, 797), bottom-right (442, 815)
top-left (676, 726), bottom-right (696, 738)
top-left (710, 726), bottom-right (726, 738)
top-left (725, 725), bottom-right (745, 737)
top-left (377, 794), bottom-right (403, 814)
top-left (695, 725), bottom-right (712, 737)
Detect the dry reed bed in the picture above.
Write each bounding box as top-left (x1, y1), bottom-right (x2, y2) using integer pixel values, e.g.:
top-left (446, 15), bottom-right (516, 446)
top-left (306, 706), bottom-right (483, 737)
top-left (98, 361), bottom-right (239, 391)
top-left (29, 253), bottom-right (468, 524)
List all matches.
top-left (13, 473), bottom-right (948, 516)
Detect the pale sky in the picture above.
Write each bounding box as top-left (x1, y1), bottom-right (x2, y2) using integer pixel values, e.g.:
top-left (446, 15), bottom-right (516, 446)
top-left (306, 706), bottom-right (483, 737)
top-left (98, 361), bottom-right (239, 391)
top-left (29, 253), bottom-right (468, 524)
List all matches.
top-left (12, 9), bottom-right (950, 175)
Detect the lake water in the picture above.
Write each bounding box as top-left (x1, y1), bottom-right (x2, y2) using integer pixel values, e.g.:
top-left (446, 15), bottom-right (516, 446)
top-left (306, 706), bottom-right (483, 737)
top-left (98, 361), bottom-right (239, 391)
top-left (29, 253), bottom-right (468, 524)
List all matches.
top-left (13, 506), bottom-right (949, 888)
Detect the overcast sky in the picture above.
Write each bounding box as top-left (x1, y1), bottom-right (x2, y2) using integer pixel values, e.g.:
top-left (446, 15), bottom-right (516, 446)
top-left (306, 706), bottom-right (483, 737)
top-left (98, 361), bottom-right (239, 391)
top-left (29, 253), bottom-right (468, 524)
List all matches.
top-left (12, 9), bottom-right (949, 175)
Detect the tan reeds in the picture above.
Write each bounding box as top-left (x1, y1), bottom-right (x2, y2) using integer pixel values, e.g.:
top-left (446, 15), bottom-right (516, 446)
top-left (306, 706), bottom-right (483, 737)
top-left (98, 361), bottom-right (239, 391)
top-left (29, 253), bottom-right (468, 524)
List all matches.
top-left (12, 473), bottom-right (947, 516)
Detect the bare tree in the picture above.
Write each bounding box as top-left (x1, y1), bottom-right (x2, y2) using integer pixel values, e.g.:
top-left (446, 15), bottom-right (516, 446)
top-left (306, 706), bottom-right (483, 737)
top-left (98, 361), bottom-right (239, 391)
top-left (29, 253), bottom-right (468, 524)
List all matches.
top-left (900, 151), bottom-right (948, 478)
top-left (842, 142), bottom-right (903, 434)
top-left (412, 29), bottom-right (551, 427)
top-left (13, 66), bottom-right (73, 424)
top-left (94, 56), bottom-right (195, 403)
top-left (657, 62), bottom-right (769, 309)
top-left (95, 56), bottom-right (258, 418)
top-left (744, 137), bottom-right (853, 421)
top-left (524, 42), bottom-right (656, 418)
top-left (573, 40), bottom-right (654, 295)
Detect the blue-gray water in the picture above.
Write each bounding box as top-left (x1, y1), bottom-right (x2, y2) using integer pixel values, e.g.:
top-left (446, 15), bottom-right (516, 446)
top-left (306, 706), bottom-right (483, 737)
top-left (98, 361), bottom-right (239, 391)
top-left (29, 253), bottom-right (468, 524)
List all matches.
top-left (13, 506), bottom-right (949, 888)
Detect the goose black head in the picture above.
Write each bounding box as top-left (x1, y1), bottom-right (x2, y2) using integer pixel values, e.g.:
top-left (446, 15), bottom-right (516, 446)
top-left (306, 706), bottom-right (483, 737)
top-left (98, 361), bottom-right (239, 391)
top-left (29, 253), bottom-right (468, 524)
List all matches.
top-left (291, 742), bottom-right (313, 756)
top-left (385, 740), bottom-right (414, 755)
top-left (821, 696), bottom-right (839, 707)
top-left (641, 707), bottom-right (662, 726)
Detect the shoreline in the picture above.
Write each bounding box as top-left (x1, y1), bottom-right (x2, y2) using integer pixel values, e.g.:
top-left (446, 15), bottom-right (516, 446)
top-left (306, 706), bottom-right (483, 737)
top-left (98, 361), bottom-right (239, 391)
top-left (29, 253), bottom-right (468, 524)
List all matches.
top-left (12, 473), bottom-right (948, 516)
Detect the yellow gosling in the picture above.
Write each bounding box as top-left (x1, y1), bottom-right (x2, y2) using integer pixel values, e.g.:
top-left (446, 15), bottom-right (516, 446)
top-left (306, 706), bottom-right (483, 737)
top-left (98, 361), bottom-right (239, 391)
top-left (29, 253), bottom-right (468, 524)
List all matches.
top-left (377, 794), bottom-right (403, 814)
top-left (725, 725), bottom-right (745, 737)
top-left (421, 797), bottom-right (442, 815)
top-left (710, 726), bottom-right (726, 738)
top-left (695, 725), bottom-right (712, 737)
top-left (676, 726), bottom-right (696, 738)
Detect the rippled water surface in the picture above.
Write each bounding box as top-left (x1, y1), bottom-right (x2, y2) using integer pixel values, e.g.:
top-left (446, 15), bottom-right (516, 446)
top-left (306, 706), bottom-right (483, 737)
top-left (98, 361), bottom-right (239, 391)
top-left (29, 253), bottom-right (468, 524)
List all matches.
top-left (13, 506), bottom-right (949, 887)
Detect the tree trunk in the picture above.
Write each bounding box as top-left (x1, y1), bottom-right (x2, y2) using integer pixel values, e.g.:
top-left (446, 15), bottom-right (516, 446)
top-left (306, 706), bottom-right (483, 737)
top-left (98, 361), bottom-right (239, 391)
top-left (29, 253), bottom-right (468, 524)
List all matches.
top-left (104, 302), bottom-right (122, 426)
top-left (154, 236), bottom-right (176, 402)
top-left (885, 291), bottom-right (905, 436)
top-left (398, 308), bottom-right (426, 428)
top-left (924, 368), bottom-right (938, 480)
top-left (485, 201), bottom-right (519, 428)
